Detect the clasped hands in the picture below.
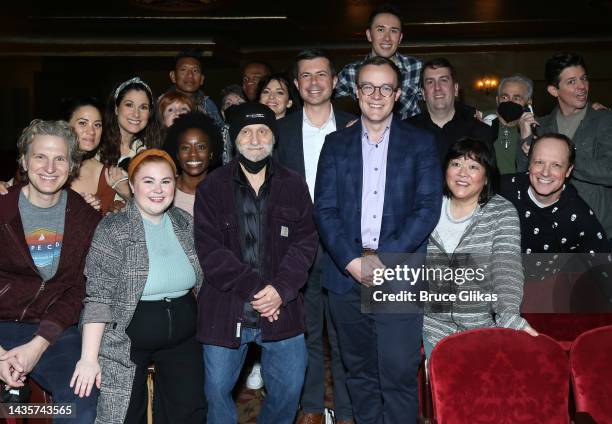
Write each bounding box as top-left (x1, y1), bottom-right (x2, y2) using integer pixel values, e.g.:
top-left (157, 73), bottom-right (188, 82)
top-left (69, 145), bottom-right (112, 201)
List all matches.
top-left (0, 337), bottom-right (49, 388)
top-left (251, 285), bottom-right (282, 322)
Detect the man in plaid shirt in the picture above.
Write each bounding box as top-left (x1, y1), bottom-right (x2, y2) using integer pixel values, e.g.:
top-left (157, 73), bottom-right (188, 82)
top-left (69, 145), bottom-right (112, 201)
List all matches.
top-left (335, 4), bottom-right (422, 120)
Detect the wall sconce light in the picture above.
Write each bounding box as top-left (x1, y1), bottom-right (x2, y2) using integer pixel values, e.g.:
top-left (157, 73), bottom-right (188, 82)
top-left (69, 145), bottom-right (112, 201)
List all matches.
top-left (475, 77), bottom-right (499, 94)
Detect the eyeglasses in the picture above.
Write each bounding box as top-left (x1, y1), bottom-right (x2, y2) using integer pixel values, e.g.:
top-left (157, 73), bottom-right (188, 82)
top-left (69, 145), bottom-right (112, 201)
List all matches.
top-left (358, 84), bottom-right (397, 97)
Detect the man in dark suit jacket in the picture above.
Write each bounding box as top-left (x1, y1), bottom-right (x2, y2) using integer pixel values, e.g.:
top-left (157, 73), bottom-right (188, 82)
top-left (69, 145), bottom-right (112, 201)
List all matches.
top-left (314, 57), bottom-right (442, 423)
top-left (276, 48), bottom-right (355, 424)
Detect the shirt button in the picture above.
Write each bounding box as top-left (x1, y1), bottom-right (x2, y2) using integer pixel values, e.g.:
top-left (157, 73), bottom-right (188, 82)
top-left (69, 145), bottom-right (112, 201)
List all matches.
top-left (373, 215), bottom-right (376, 218)
top-left (374, 191), bottom-right (378, 194)
top-left (373, 238), bottom-right (377, 241)
top-left (374, 168), bottom-right (378, 171)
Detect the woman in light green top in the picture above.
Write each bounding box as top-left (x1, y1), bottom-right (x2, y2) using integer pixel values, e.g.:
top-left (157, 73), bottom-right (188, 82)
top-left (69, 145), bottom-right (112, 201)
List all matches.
top-left (71, 149), bottom-right (206, 423)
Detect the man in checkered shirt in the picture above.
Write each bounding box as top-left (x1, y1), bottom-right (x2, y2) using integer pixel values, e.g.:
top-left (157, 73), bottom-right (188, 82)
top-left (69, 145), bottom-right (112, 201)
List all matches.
top-left (335, 3), bottom-right (422, 120)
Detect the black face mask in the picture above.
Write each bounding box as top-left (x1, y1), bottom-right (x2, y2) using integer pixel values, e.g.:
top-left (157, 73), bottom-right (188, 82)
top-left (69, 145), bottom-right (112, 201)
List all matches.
top-left (497, 101), bottom-right (524, 123)
top-left (239, 154), bottom-right (269, 174)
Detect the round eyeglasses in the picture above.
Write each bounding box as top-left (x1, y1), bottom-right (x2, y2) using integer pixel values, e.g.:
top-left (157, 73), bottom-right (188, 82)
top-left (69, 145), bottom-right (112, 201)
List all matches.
top-left (358, 84), bottom-right (397, 97)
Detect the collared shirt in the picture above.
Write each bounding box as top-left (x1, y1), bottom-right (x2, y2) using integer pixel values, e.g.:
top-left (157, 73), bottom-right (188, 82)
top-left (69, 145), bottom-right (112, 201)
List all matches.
top-left (302, 106), bottom-right (337, 199)
top-left (233, 161), bottom-right (275, 328)
top-left (360, 116), bottom-right (392, 250)
top-left (336, 52), bottom-right (422, 120)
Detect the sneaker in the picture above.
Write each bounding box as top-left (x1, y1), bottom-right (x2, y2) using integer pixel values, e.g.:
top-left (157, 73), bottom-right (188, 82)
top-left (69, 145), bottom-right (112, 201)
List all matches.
top-left (246, 363), bottom-right (264, 390)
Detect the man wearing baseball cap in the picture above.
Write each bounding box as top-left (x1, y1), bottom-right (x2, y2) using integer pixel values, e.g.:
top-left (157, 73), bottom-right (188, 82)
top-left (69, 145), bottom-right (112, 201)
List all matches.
top-left (194, 102), bottom-right (318, 424)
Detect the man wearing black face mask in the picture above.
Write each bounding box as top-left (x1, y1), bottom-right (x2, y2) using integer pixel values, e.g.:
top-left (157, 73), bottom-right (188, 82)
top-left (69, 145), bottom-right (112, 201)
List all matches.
top-left (482, 74), bottom-right (534, 174)
top-left (194, 102), bottom-right (319, 423)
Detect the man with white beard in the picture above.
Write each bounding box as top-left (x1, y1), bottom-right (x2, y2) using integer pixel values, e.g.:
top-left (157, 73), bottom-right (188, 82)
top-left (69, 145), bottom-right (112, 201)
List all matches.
top-left (194, 102), bottom-right (318, 424)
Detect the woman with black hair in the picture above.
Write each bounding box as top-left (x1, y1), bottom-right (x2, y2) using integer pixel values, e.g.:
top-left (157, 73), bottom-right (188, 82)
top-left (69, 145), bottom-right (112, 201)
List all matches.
top-left (256, 73), bottom-right (299, 120)
top-left (163, 111), bottom-right (223, 216)
top-left (423, 137), bottom-right (537, 357)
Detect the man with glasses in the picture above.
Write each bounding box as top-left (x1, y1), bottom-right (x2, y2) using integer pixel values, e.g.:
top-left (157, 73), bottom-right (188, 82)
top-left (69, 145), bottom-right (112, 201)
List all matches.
top-left (406, 57), bottom-right (495, 165)
top-left (314, 56), bottom-right (442, 424)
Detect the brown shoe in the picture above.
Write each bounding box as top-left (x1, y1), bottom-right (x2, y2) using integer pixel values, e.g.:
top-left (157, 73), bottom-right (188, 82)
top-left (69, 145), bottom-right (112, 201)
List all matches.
top-left (296, 412), bottom-right (323, 424)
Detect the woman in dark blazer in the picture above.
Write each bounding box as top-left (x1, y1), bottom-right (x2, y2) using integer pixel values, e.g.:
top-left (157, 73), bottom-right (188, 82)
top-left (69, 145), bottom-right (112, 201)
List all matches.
top-left (71, 149), bottom-right (206, 424)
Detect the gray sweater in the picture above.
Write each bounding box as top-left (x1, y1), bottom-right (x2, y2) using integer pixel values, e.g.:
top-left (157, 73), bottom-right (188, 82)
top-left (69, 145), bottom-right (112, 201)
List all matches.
top-left (423, 195), bottom-right (528, 346)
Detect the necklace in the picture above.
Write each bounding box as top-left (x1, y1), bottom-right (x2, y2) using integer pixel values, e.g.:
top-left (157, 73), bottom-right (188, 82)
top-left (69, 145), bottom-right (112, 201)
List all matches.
top-left (502, 127), bottom-right (511, 149)
top-left (445, 198), bottom-right (475, 224)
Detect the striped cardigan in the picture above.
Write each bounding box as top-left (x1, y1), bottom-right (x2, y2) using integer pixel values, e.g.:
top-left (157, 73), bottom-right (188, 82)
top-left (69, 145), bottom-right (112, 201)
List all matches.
top-left (423, 194), bottom-right (528, 347)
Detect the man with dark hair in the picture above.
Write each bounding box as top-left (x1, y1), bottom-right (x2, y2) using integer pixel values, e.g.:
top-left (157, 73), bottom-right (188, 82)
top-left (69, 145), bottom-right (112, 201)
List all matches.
top-left (167, 49), bottom-right (224, 127)
top-left (276, 48), bottom-right (355, 424)
top-left (517, 53), bottom-right (612, 245)
top-left (242, 61), bottom-right (272, 101)
top-left (335, 4), bottom-right (422, 120)
top-left (315, 56), bottom-right (442, 424)
top-left (406, 57), bottom-right (495, 164)
top-left (0, 120), bottom-right (100, 423)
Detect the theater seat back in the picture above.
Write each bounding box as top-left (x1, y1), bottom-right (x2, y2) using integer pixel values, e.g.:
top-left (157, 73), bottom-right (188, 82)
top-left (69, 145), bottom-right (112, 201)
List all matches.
top-left (570, 325), bottom-right (612, 424)
top-left (429, 328), bottom-right (569, 424)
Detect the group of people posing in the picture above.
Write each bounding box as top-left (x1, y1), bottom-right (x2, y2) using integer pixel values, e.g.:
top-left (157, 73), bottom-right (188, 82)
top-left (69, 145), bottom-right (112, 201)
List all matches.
top-left (1, 4), bottom-right (612, 424)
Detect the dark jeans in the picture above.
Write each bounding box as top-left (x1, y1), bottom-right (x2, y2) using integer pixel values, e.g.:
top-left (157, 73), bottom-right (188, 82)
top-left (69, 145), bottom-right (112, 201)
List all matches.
top-left (329, 285), bottom-right (423, 424)
top-left (124, 293), bottom-right (206, 424)
top-left (0, 322), bottom-right (98, 424)
top-left (301, 245), bottom-right (352, 420)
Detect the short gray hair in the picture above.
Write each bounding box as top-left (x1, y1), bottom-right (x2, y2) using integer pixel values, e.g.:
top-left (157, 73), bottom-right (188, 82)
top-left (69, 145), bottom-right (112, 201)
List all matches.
top-left (17, 119), bottom-right (81, 182)
top-left (497, 74), bottom-right (534, 101)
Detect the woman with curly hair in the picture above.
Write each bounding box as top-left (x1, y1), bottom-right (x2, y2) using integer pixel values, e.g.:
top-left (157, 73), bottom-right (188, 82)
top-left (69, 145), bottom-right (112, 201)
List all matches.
top-left (163, 111), bottom-right (223, 216)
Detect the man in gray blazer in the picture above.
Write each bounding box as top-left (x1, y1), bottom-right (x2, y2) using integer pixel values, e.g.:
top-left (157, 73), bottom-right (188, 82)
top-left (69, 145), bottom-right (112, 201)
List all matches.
top-left (517, 53), bottom-right (612, 245)
top-left (276, 48), bottom-right (354, 424)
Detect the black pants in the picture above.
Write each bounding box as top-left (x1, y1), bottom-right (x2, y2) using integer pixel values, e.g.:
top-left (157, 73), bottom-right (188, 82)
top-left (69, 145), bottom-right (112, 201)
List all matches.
top-left (301, 244), bottom-right (352, 420)
top-left (124, 293), bottom-right (206, 424)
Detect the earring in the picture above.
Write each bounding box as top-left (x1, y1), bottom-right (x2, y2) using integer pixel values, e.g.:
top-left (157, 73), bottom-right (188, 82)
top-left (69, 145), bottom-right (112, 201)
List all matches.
top-left (209, 153), bottom-right (213, 159)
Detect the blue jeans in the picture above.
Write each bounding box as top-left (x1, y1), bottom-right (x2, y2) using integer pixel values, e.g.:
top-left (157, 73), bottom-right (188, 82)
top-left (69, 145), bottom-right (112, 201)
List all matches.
top-left (203, 328), bottom-right (307, 424)
top-left (0, 322), bottom-right (98, 424)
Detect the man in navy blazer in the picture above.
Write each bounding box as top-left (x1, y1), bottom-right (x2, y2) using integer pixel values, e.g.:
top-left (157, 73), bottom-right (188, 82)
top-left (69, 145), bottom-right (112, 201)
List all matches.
top-left (276, 48), bottom-right (355, 424)
top-left (314, 57), bottom-right (442, 423)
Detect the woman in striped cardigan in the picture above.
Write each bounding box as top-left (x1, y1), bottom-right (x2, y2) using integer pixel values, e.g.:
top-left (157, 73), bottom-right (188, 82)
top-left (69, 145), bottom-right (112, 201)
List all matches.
top-left (422, 138), bottom-right (538, 356)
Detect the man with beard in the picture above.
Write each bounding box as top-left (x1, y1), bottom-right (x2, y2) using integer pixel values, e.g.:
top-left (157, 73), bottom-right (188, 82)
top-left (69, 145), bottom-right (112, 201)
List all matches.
top-left (194, 102), bottom-right (318, 424)
top-left (517, 53), bottom-right (612, 245)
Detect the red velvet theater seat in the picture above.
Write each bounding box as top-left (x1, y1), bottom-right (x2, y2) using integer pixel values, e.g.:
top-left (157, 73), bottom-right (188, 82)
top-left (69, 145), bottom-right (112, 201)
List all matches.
top-left (570, 325), bottom-right (612, 424)
top-left (429, 328), bottom-right (570, 424)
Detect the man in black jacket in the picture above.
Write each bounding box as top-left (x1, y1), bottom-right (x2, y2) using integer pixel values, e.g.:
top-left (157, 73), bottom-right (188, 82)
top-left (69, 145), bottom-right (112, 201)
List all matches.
top-left (406, 57), bottom-right (495, 165)
top-left (276, 48), bottom-right (354, 424)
